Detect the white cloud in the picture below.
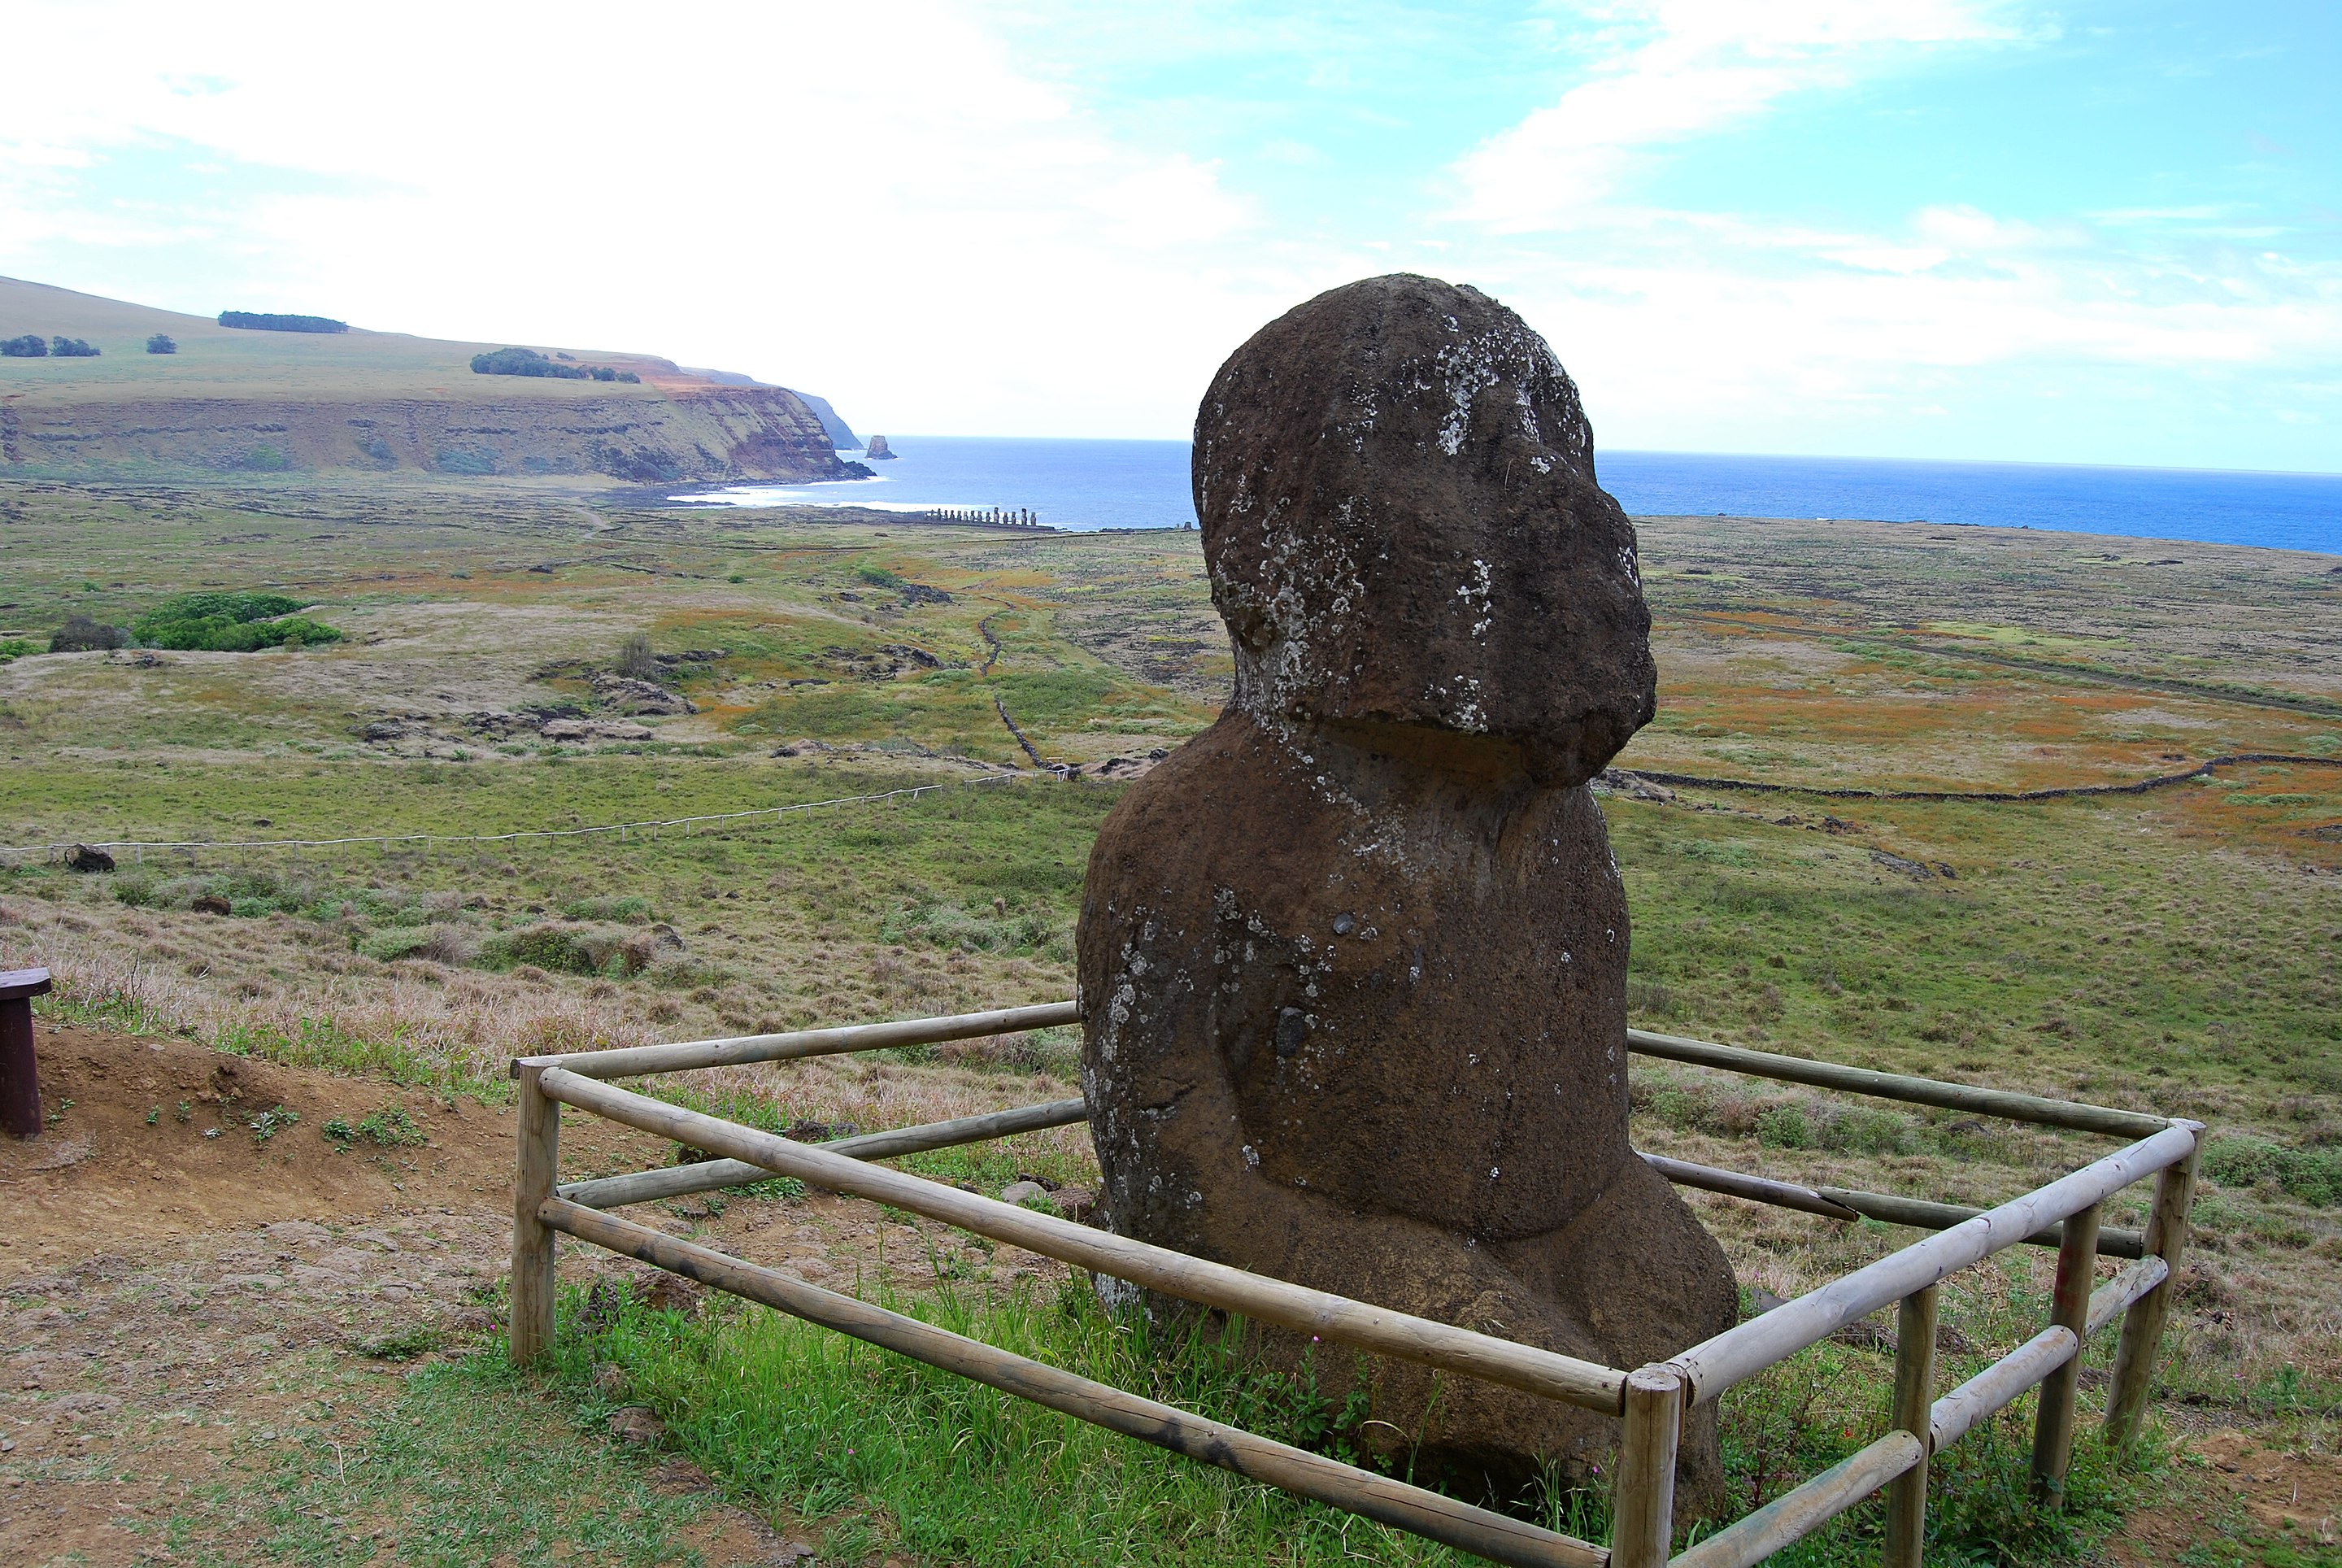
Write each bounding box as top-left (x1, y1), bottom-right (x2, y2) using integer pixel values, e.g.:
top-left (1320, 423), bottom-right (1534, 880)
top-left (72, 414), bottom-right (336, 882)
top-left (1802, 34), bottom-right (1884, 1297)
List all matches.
top-left (1451, 1), bottom-right (2016, 231)
top-left (0, 0), bottom-right (1305, 436)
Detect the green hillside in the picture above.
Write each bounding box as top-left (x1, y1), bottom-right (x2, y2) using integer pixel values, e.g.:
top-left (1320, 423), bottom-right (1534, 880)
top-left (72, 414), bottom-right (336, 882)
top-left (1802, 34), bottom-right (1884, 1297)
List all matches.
top-left (0, 277), bottom-right (851, 484)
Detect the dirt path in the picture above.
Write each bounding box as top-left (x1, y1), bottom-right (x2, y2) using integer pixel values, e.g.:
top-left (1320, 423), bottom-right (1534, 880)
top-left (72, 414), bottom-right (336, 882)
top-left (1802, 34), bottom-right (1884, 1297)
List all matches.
top-left (2, 1026), bottom-right (1072, 1566)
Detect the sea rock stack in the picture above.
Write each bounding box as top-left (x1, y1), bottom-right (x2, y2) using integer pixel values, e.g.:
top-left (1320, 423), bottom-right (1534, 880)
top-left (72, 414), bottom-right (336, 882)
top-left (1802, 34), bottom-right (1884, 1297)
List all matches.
top-left (1077, 274), bottom-right (1736, 1505)
top-left (864, 434), bottom-right (895, 460)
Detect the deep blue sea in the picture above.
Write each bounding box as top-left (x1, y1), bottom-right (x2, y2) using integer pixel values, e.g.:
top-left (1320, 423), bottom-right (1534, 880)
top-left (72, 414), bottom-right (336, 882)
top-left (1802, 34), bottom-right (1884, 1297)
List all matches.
top-left (676, 436), bottom-right (2342, 555)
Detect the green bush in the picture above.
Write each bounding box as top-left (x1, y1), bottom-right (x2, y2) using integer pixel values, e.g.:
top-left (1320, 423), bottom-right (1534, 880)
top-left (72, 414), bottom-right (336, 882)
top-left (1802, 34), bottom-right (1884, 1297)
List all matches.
top-left (433, 446), bottom-right (498, 474)
top-left (218, 311), bottom-right (346, 333)
top-left (1, 333), bottom-right (46, 357)
top-left (2205, 1134), bottom-right (2282, 1190)
top-left (1755, 1104), bottom-right (1812, 1149)
top-left (471, 346), bottom-right (588, 379)
top-left (323, 1105), bottom-right (427, 1148)
top-left (559, 895), bottom-right (651, 923)
top-left (2204, 1134), bottom-right (2342, 1207)
top-left (0, 638), bottom-right (35, 663)
top-left (615, 633), bottom-right (660, 681)
top-left (50, 336), bottom-right (98, 357)
top-left (478, 921), bottom-right (660, 978)
top-left (146, 333), bottom-right (176, 354)
top-left (50, 614), bottom-right (128, 652)
top-left (359, 926), bottom-right (476, 965)
top-left (880, 899), bottom-right (1063, 958)
top-left (130, 591), bottom-right (342, 651)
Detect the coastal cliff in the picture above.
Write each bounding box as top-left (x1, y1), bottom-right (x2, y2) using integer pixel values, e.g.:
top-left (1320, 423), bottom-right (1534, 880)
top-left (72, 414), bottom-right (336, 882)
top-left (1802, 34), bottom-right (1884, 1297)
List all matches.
top-left (0, 384), bottom-right (853, 481)
top-left (0, 275), bottom-right (857, 483)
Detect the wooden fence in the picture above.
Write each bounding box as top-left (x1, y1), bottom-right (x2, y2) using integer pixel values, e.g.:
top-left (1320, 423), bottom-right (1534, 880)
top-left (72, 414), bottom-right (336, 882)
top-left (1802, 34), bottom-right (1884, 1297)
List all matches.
top-left (511, 1000), bottom-right (2201, 1568)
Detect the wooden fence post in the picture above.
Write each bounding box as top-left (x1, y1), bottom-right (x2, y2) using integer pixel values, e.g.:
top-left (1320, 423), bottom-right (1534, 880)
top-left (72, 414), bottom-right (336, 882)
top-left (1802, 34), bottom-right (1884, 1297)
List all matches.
top-left (511, 1061), bottom-right (559, 1364)
top-left (2105, 1126), bottom-right (2203, 1447)
top-left (0, 968), bottom-right (54, 1139)
top-left (2031, 1200), bottom-right (2101, 1500)
top-left (1613, 1365), bottom-right (1682, 1568)
top-left (1884, 1284), bottom-right (1938, 1568)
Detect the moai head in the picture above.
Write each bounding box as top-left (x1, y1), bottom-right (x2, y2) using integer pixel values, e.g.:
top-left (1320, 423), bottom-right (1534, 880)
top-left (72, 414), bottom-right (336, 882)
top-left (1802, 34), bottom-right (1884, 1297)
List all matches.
top-left (1194, 274), bottom-right (1656, 786)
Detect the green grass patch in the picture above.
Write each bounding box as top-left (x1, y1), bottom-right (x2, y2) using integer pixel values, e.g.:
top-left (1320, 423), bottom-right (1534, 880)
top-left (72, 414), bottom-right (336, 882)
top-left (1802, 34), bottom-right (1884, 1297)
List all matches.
top-left (157, 1352), bottom-right (727, 1566)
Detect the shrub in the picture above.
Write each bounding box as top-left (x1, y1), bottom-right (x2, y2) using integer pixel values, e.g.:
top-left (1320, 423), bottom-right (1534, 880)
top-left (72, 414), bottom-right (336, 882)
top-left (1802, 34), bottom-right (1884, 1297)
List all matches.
top-left (323, 1105), bottom-right (427, 1148)
top-left (615, 633), bottom-right (660, 681)
top-left (2205, 1135), bottom-right (2342, 1207)
top-left (130, 591), bottom-right (342, 652)
top-left (359, 925), bottom-right (477, 965)
top-left (2205, 1135), bottom-right (2282, 1190)
top-left (218, 311), bottom-right (347, 333)
top-left (433, 446), bottom-right (498, 474)
top-left (479, 921), bottom-right (660, 978)
top-left (146, 333), bottom-right (176, 355)
top-left (50, 614), bottom-right (128, 652)
top-left (561, 895), bottom-right (651, 923)
top-left (50, 336), bottom-right (98, 357)
top-left (471, 346), bottom-right (589, 379)
top-left (879, 899), bottom-right (1062, 957)
top-left (1, 333), bottom-right (47, 357)
top-left (1755, 1104), bottom-right (1811, 1150)
top-left (0, 638), bottom-right (33, 664)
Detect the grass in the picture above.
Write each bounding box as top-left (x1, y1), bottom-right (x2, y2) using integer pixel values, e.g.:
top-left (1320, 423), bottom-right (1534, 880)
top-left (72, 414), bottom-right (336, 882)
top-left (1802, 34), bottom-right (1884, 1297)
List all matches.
top-left (515, 1262), bottom-right (2168, 1568)
top-left (153, 1350), bottom-right (740, 1567)
top-left (2, 474), bottom-right (2336, 1563)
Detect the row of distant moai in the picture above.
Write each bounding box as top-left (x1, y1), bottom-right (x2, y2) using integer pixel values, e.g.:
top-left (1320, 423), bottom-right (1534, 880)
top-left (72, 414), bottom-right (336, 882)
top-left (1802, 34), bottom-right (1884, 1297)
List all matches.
top-left (924, 506), bottom-right (1042, 526)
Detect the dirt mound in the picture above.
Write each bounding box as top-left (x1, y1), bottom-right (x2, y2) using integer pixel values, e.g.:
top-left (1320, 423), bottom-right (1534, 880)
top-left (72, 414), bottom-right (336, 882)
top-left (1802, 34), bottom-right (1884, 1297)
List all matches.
top-left (0, 1023), bottom-right (667, 1269)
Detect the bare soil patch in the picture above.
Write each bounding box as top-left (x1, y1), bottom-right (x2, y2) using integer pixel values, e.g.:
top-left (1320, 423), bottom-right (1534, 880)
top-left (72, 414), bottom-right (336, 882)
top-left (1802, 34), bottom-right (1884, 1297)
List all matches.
top-left (2, 1025), bottom-right (1073, 1566)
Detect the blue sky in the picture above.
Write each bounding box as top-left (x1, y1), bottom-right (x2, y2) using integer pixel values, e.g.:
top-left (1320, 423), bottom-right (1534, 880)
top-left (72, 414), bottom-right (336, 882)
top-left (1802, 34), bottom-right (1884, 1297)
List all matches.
top-left (2, 1), bottom-right (2335, 469)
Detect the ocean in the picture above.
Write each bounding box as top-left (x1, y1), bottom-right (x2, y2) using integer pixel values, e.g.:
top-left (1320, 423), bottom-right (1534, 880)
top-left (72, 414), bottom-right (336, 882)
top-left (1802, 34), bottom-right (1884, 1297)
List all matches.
top-left (675, 436), bottom-right (2342, 555)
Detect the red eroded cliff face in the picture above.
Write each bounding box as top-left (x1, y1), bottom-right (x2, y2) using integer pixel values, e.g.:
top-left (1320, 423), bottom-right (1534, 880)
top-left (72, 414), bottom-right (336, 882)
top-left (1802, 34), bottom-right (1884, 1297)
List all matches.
top-left (0, 383), bottom-right (853, 484)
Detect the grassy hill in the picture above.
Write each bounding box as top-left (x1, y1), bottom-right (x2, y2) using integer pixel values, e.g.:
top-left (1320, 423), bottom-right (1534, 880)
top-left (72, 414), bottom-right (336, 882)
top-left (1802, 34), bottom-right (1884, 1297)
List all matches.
top-left (0, 277), bottom-right (851, 484)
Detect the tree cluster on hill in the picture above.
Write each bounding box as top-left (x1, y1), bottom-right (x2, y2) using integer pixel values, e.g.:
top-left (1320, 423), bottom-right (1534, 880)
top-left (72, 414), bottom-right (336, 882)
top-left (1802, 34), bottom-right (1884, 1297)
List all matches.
top-left (217, 311), bottom-right (349, 333)
top-left (128, 591), bottom-right (344, 651)
top-left (49, 615), bottom-right (129, 652)
top-left (0, 334), bottom-right (97, 356)
top-left (470, 346), bottom-right (639, 382)
top-left (146, 333), bottom-right (176, 354)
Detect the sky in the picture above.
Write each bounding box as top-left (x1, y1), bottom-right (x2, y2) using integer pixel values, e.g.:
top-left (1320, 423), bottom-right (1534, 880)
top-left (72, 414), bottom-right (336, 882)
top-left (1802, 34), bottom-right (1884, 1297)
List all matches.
top-left (1, 0), bottom-right (2336, 470)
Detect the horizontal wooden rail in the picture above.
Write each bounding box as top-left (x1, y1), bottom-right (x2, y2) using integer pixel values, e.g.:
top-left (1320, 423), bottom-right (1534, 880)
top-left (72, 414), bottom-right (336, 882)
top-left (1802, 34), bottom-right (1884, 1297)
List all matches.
top-left (1928, 1326), bottom-right (2076, 1453)
top-left (1639, 1152), bottom-right (1861, 1221)
top-left (517, 1000), bottom-right (1080, 1081)
top-left (535, 1068), bottom-right (1630, 1413)
top-left (558, 1098), bottom-right (1090, 1209)
top-left (1669, 1122), bottom-right (2196, 1405)
top-left (2086, 1256), bottom-right (2169, 1336)
top-left (1670, 1431), bottom-right (1923, 1568)
top-left (1813, 1185), bottom-right (2145, 1259)
top-left (551, 1085), bottom-right (2148, 1265)
top-left (1626, 1030), bottom-right (2170, 1139)
top-left (540, 1199), bottom-right (1606, 1568)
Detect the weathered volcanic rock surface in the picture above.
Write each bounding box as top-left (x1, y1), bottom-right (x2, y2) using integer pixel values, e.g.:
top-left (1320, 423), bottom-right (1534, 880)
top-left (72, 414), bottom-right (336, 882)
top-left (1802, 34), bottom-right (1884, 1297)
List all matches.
top-left (1078, 274), bottom-right (1736, 1505)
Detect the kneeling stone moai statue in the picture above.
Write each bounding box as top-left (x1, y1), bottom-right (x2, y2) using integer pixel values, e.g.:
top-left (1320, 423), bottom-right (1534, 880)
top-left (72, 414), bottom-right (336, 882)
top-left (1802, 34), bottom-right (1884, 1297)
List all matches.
top-left (1077, 274), bottom-right (1737, 1504)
